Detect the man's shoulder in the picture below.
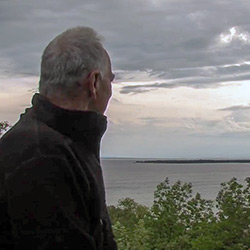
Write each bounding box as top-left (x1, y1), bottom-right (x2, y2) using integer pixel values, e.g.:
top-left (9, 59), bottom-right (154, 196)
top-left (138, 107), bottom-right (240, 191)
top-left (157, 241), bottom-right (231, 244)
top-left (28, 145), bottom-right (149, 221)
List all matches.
top-left (0, 115), bottom-right (73, 173)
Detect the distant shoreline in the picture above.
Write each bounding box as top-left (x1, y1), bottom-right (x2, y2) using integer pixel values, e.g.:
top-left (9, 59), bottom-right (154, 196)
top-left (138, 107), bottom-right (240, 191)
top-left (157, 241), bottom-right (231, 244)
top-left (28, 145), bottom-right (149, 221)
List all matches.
top-left (135, 159), bottom-right (250, 164)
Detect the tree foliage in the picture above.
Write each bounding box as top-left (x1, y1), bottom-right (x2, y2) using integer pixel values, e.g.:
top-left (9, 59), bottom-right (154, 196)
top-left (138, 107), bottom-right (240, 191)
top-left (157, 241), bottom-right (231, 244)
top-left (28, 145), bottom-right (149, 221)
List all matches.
top-left (108, 198), bottom-right (150, 249)
top-left (109, 177), bottom-right (250, 250)
top-left (0, 121), bottom-right (11, 136)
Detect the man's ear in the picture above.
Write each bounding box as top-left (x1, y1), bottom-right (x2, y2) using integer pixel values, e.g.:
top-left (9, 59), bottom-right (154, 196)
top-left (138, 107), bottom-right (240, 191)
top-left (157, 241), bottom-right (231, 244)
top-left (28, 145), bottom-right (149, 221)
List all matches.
top-left (86, 70), bottom-right (100, 99)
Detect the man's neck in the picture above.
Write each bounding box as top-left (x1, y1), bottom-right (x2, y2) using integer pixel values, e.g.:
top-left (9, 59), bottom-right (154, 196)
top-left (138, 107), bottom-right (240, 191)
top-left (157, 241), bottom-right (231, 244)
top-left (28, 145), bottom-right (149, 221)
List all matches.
top-left (42, 94), bottom-right (89, 112)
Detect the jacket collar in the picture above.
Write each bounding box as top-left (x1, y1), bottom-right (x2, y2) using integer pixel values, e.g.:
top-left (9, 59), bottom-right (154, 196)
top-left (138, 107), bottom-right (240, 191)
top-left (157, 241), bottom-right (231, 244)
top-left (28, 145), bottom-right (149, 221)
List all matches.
top-left (27, 93), bottom-right (107, 159)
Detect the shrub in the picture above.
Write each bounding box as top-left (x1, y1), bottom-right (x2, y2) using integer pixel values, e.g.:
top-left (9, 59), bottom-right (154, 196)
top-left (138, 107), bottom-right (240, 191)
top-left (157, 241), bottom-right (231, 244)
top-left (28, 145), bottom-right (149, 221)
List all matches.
top-left (109, 178), bottom-right (250, 250)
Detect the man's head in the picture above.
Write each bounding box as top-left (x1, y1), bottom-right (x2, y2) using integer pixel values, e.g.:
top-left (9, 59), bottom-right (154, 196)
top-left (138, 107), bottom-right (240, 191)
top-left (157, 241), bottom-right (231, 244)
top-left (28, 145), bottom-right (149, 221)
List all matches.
top-left (39, 26), bottom-right (114, 114)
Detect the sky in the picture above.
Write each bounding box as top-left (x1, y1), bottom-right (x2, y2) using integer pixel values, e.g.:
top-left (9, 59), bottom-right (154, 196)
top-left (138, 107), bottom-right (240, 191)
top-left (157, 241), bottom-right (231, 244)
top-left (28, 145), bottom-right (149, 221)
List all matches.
top-left (1, 0), bottom-right (250, 158)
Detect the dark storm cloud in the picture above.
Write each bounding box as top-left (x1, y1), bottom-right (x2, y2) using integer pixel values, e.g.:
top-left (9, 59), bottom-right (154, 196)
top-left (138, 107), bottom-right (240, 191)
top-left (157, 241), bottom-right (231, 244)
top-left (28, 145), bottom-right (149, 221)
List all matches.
top-left (120, 82), bottom-right (176, 94)
top-left (119, 70), bottom-right (250, 94)
top-left (1, 0), bottom-right (250, 90)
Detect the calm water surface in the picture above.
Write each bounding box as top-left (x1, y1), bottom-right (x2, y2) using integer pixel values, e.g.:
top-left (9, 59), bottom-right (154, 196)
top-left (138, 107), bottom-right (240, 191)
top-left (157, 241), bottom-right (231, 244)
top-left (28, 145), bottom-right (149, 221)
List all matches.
top-left (101, 158), bottom-right (250, 207)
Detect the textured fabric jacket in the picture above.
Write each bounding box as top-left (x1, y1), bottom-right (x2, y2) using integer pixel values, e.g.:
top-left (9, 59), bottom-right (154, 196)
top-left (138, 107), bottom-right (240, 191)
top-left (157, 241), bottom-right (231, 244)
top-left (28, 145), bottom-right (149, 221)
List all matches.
top-left (0, 93), bottom-right (117, 250)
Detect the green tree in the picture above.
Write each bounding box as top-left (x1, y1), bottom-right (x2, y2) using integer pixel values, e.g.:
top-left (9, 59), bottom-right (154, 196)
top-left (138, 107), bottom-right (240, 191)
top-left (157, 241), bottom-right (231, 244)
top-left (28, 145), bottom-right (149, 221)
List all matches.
top-left (0, 121), bottom-right (11, 136)
top-left (145, 178), bottom-right (214, 249)
top-left (188, 177), bottom-right (250, 249)
top-left (108, 198), bottom-right (150, 249)
top-left (109, 178), bottom-right (250, 250)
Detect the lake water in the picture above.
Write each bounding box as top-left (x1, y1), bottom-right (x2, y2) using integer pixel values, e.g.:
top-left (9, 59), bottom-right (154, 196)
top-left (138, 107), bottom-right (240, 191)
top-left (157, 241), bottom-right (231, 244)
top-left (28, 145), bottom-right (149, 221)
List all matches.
top-left (101, 158), bottom-right (250, 207)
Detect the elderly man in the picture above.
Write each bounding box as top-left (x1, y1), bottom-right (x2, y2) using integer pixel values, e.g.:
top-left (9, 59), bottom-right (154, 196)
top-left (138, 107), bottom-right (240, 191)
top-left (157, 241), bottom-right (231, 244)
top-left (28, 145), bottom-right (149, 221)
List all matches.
top-left (0, 27), bottom-right (117, 249)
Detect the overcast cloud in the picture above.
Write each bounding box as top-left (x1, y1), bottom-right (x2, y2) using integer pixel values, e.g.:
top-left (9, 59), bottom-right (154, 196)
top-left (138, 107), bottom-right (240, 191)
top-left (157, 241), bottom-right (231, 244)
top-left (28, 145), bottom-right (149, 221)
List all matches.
top-left (1, 0), bottom-right (250, 158)
top-left (2, 0), bottom-right (250, 85)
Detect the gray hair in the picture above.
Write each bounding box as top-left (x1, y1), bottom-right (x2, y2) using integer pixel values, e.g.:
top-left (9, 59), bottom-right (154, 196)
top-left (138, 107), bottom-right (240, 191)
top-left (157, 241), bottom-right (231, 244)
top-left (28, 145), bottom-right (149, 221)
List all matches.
top-left (39, 26), bottom-right (107, 98)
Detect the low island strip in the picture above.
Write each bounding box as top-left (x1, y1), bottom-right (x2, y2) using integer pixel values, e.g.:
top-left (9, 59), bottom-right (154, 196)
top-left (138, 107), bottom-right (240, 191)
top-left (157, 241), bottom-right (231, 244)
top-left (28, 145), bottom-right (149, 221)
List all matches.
top-left (135, 159), bottom-right (250, 164)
